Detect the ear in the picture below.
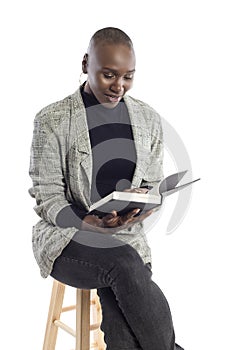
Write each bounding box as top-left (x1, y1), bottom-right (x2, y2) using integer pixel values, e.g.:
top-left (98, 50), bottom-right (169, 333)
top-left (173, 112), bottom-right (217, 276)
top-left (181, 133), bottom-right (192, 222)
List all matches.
top-left (82, 53), bottom-right (88, 74)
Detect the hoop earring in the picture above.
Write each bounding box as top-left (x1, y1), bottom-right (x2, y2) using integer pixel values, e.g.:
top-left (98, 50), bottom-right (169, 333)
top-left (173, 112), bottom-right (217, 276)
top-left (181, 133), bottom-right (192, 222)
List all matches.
top-left (79, 72), bottom-right (86, 86)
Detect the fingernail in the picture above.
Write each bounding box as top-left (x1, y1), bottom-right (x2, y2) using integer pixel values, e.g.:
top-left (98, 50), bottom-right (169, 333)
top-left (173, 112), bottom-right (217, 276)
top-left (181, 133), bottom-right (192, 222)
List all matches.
top-left (133, 209), bottom-right (140, 217)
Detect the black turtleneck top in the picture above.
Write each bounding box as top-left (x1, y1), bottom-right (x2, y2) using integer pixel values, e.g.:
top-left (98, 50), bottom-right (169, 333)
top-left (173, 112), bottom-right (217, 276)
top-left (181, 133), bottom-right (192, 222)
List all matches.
top-left (81, 86), bottom-right (137, 203)
top-left (56, 86), bottom-right (137, 228)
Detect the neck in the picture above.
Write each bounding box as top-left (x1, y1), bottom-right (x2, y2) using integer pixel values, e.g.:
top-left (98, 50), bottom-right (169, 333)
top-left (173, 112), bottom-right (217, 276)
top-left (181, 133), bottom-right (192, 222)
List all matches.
top-left (83, 81), bottom-right (92, 95)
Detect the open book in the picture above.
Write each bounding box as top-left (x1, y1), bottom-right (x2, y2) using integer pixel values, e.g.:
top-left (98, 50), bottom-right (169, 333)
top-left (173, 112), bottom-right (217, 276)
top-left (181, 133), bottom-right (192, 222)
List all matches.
top-left (88, 170), bottom-right (200, 217)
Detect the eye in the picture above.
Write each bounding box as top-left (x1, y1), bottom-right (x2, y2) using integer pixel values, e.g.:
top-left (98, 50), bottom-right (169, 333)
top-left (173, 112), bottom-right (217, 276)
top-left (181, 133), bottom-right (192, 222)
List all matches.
top-left (103, 73), bottom-right (115, 79)
top-left (124, 74), bottom-right (134, 80)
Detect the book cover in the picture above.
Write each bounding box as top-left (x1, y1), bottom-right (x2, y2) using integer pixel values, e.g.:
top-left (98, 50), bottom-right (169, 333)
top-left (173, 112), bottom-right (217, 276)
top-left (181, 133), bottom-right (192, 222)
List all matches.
top-left (88, 170), bottom-right (200, 217)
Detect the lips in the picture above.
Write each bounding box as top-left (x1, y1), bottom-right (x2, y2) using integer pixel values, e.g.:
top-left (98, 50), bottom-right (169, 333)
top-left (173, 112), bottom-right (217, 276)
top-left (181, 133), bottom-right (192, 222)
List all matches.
top-left (104, 94), bottom-right (123, 103)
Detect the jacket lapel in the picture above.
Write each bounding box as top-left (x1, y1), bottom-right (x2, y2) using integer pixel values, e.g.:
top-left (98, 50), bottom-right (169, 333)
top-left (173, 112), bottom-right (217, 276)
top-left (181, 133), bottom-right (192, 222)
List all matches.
top-left (124, 96), bottom-right (151, 188)
top-left (71, 88), bottom-right (93, 207)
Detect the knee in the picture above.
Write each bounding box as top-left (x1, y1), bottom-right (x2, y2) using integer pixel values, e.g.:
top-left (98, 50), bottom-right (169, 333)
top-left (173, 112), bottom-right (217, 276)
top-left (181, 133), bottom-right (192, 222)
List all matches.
top-left (113, 244), bottom-right (145, 274)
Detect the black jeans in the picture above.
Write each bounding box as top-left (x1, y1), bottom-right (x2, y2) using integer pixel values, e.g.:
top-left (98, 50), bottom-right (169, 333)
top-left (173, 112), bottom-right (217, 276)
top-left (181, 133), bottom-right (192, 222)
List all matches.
top-left (51, 231), bottom-right (184, 350)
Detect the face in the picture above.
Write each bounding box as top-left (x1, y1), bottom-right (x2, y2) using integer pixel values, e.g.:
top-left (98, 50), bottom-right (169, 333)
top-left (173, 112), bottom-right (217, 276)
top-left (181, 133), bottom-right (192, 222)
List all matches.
top-left (83, 42), bottom-right (136, 108)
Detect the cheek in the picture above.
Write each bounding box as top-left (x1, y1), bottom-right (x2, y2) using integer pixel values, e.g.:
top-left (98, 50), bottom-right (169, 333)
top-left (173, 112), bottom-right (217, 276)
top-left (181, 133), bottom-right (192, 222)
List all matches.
top-left (95, 75), bottom-right (106, 87)
top-left (95, 75), bottom-right (109, 89)
top-left (89, 73), bottom-right (103, 88)
top-left (124, 80), bottom-right (134, 91)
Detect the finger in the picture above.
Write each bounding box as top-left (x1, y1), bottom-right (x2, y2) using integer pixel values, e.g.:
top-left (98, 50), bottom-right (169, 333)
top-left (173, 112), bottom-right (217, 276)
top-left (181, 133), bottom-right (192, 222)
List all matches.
top-left (103, 212), bottom-right (119, 223)
top-left (126, 208), bottom-right (141, 219)
top-left (136, 188), bottom-right (149, 194)
top-left (117, 213), bottom-right (140, 228)
top-left (132, 188), bottom-right (149, 194)
top-left (101, 211), bottom-right (119, 226)
top-left (137, 209), bottom-right (154, 221)
top-left (123, 188), bottom-right (149, 194)
top-left (124, 209), bottom-right (153, 226)
top-left (104, 219), bottom-right (120, 228)
top-left (103, 210), bottom-right (118, 219)
top-left (117, 209), bottom-right (139, 226)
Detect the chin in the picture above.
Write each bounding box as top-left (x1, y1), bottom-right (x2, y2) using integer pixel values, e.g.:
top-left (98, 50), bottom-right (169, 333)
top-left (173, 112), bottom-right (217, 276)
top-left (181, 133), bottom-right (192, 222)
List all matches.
top-left (102, 101), bottom-right (119, 109)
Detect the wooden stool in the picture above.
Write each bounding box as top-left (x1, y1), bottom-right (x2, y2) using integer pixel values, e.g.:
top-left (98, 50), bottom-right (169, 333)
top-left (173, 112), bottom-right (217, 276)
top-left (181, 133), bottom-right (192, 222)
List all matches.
top-left (43, 279), bottom-right (106, 350)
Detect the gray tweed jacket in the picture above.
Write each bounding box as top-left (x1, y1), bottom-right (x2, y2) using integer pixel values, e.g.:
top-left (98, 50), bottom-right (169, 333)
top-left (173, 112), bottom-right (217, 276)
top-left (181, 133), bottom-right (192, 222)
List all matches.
top-left (29, 87), bottom-right (164, 278)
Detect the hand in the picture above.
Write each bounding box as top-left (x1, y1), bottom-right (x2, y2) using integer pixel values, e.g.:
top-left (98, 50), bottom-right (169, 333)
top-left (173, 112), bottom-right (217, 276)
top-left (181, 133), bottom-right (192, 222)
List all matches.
top-left (81, 207), bottom-right (154, 234)
top-left (123, 187), bottom-right (149, 194)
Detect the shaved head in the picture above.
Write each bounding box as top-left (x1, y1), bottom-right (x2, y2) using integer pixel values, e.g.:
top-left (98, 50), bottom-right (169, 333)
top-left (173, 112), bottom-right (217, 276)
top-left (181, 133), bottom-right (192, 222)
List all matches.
top-left (88, 27), bottom-right (134, 53)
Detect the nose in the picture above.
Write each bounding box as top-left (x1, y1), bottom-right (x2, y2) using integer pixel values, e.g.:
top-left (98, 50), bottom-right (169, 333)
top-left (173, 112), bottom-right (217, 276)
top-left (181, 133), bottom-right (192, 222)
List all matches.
top-left (110, 77), bottom-right (124, 94)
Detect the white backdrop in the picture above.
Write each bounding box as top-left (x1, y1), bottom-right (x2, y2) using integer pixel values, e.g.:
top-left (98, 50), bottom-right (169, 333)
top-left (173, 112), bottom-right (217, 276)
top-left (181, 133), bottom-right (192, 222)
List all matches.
top-left (1, 1), bottom-right (232, 349)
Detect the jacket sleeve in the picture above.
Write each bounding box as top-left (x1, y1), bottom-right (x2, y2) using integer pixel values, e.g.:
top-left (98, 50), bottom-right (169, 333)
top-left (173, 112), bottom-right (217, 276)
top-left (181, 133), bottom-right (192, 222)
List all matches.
top-left (28, 110), bottom-right (86, 226)
top-left (140, 111), bottom-right (164, 196)
top-left (55, 205), bottom-right (87, 229)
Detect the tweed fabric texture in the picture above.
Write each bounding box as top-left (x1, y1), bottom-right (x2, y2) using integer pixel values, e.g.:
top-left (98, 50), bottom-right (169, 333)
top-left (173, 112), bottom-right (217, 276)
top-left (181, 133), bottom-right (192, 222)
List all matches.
top-left (29, 87), bottom-right (164, 278)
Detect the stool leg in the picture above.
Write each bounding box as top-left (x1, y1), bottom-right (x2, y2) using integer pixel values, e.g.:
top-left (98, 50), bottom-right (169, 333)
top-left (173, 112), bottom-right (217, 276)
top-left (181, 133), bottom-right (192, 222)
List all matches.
top-left (92, 290), bottom-right (106, 350)
top-left (43, 280), bottom-right (65, 350)
top-left (76, 289), bottom-right (91, 350)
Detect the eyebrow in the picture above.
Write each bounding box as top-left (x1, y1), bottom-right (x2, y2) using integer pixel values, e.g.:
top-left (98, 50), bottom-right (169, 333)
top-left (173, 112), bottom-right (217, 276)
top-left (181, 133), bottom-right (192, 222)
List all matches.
top-left (102, 67), bottom-right (136, 73)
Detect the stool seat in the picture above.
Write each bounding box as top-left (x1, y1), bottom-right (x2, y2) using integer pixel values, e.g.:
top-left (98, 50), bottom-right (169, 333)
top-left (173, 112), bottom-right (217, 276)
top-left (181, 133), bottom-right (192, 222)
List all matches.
top-left (43, 279), bottom-right (106, 350)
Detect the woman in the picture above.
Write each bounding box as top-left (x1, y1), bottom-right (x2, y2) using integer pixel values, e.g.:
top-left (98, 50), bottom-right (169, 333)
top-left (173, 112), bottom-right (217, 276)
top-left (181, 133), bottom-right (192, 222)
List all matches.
top-left (29, 27), bottom-right (184, 350)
